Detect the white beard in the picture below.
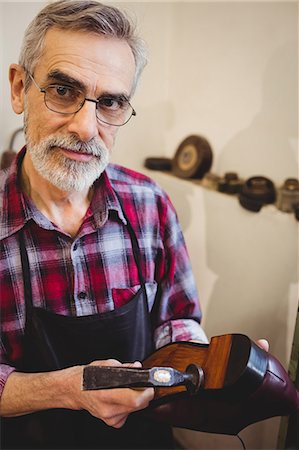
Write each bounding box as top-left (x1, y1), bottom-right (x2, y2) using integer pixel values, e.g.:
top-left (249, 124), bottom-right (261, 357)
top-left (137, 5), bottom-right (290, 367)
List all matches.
top-left (24, 131), bottom-right (110, 192)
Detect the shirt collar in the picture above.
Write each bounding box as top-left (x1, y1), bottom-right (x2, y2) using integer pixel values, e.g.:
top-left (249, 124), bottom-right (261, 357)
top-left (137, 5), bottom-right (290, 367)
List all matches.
top-left (0, 147), bottom-right (126, 240)
top-left (90, 170), bottom-right (127, 228)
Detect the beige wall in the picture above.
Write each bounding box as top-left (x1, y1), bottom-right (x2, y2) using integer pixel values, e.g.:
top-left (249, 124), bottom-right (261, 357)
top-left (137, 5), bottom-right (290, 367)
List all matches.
top-left (1, 1), bottom-right (298, 449)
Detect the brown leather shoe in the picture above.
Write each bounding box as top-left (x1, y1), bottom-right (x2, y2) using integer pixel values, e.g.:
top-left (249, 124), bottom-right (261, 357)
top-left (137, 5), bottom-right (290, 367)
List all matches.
top-left (143, 335), bottom-right (299, 435)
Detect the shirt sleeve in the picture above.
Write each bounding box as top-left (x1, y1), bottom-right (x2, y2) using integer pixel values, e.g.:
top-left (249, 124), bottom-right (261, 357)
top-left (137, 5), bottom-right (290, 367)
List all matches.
top-left (0, 319), bottom-right (16, 397)
top-left (0, 364), bottom-right (15, 397)
top-left (154, 319), bottom-right (208, 349)
top-left (151, 191), bottom-right (208, 348)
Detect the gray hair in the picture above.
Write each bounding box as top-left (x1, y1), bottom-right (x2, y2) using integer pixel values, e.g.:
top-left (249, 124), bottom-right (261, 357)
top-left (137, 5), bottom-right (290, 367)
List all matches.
top-left (19, 0), bottom-right (148, 94)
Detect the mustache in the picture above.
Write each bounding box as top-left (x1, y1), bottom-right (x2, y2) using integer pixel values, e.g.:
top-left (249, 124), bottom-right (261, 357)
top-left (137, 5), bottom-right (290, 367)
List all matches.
top-left (44, 135), bottom-right (107, 157)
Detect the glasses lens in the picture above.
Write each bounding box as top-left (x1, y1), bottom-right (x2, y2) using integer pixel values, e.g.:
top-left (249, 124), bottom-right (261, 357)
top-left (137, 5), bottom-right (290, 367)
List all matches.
top-left (45, 86), bottom-right (84, 114)
top-left (96, 97), bottom-right (134, 126)
top-left (44, 86), bottom-right (135, 126)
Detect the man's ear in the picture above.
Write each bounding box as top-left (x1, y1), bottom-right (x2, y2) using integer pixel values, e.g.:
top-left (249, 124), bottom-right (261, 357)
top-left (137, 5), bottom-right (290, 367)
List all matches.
top-left (9, 64), bottom-right (26, 114)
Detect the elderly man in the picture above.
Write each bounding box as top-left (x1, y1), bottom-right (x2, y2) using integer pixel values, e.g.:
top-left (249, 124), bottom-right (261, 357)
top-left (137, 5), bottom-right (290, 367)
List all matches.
top-left (0, 1), bottom-right (208, 448)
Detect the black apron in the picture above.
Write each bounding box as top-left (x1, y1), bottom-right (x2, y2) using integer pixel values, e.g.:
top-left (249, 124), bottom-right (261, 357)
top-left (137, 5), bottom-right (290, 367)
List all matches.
top-left (1, 196), bottom-right (174, 449)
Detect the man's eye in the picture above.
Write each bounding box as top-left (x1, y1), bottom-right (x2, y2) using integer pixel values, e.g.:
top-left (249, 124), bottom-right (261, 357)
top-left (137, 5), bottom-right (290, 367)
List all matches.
top-left (99, 97), bottom-right (127, 111)
top-left (48, 85), bottom-right (80, 101)
top-left (56, 86), bottom-right (70, 96)
top-left (53, 85), bottom-right (78, 98)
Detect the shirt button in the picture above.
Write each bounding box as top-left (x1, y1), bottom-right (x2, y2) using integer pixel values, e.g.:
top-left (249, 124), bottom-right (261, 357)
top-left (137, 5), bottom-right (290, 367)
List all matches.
top-left (73, 243), bottom-right (78, 251)
top-left (78, 291), bottom-right (87, 299)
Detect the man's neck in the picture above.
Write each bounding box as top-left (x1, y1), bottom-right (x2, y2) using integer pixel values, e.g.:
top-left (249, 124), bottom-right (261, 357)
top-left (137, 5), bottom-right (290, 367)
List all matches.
top-left (21, 152), bottom-right (93, 237)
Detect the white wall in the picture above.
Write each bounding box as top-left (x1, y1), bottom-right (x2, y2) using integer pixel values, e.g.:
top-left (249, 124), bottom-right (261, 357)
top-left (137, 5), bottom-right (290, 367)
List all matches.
top-left (1, 1), bottom-right (44, 152)
top-left (1, 1), bottom-right (298, 449)
top-left (112, 1), bottom-right (298, 183)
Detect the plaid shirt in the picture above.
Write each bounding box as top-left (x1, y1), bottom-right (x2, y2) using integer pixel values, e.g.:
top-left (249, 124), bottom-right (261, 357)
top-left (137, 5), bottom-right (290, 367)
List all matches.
top-left (0, 149), bottom-right (207, 397)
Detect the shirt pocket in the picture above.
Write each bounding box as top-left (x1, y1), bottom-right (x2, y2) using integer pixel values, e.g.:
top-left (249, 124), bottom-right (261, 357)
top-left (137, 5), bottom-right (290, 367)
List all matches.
top-left (112, 282), bottom-right (157, 310)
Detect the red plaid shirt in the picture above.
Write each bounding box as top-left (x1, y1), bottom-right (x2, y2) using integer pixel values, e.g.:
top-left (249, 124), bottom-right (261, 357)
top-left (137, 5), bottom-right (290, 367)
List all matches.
top-left (0, 149), bottom-right (206, 396)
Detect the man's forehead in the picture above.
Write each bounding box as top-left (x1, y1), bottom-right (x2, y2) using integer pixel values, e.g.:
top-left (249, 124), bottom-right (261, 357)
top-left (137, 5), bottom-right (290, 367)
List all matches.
top-left (41, 27), bottom-right (134, 63)
top-left (35, 27), bottom-right (136, 93)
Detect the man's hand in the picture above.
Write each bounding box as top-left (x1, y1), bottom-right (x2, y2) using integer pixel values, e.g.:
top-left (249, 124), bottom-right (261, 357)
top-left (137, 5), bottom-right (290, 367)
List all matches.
top-left (65, 359), bottom-right (154, 428)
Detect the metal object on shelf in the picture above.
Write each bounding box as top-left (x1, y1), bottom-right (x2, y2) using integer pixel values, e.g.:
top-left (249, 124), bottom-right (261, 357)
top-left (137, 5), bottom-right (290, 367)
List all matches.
top-left (276, 178), bottom-right (299, 213)
top-left (238, 176), bottom-right (276, 212)
top-left (218, 172), bottom-right (244, 194)
top-left (144, 157), bottom-right (173, 171)
top-left (172, 135), bottom-right (213, 179)
top-left (201, 172), bottom-right (221, 191)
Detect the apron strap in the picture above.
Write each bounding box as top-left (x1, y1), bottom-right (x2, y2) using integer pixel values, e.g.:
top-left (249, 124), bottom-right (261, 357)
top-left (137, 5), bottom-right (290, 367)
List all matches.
top-left (114, 191), bottom-right (148, 290)
top-left (19, 229), bottom-right (34, 313)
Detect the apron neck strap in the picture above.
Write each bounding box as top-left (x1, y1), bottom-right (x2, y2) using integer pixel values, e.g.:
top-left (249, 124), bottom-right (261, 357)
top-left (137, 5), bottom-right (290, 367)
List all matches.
top-left (113, 190), bottom-right (147, 289)
top-left (19, 229), bottom-right (34, 311)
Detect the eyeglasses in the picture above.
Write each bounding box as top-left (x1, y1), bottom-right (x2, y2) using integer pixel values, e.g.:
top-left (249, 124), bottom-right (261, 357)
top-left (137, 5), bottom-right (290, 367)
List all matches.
top-left (27, 72), bottom-right (136, 127)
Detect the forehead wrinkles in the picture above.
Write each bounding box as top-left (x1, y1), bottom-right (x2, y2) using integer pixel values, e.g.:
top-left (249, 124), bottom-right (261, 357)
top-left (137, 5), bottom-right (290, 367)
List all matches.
top-left (37, 29), bottom-right (135, 94)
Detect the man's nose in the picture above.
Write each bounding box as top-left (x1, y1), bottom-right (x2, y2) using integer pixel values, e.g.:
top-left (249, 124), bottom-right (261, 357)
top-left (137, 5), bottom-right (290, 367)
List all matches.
top-left (67, 101), bottom-right (99, 142)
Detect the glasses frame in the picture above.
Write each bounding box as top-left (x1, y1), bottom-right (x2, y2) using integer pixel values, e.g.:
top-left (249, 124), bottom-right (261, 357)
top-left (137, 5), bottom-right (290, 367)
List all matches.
top-left (26, 71), bottom-right (136, 127)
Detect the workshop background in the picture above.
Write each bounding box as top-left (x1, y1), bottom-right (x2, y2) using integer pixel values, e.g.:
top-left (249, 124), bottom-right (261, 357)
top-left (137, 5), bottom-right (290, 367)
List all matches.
top-left (1, 1), bottom-right (298, 449)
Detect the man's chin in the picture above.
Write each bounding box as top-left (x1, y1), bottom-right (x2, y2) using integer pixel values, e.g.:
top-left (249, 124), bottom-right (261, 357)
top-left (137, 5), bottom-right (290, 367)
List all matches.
top-left (45, 176), bottom-right (95, 193)
top-left (29, 144), bottom-right (109, 192)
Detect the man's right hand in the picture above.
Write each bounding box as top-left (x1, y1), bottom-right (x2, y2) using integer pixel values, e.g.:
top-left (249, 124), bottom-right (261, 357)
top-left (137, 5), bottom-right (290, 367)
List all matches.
top-left (67, 359), bottom-right (154, 428)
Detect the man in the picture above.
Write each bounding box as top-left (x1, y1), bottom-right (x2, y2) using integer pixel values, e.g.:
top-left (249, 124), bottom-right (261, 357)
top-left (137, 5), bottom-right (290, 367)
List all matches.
top-left (0, 1), bottom-right (208, 448)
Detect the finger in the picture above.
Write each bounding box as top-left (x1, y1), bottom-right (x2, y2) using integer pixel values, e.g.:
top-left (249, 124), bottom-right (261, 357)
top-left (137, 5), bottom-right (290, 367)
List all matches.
top-left (91, 406), bottom-right (129, 428)
top-left (89, 359), bottom-right (122, 367)
top-left (122, 361), bottom-right (142, 368)
top-left (97, 386), bottom-right (154, 409)
top-left (257, 339), bottom-right (269, 352)
top-left (102, 412), bottom-right (128, 428)
top-left (122, 361), bottom-right (144, 391)
top-left (108, 414), bottom-right (129, 429)
top-left (103, 388), bottom-right (153, 422)
top-left (128, 387), bottom-right (155, 410)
